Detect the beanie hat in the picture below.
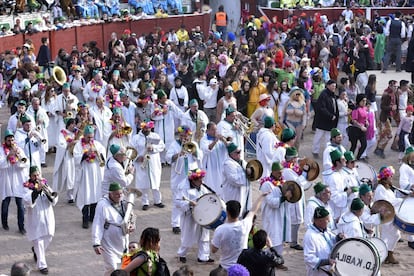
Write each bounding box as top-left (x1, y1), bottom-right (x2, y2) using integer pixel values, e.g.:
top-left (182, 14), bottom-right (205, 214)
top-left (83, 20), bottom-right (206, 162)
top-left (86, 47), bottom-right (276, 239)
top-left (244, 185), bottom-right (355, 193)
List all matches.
top-left (30, 166), bottom-right (39, 175)
top-left (344, 151), bottom-right (356, 162)
top-left (285, 147), bottom-right (298, 159)
top-left (281, 128), bottom-right (296, 142)
top-left (330, 128), bottom-right (341, 138)
top-left (109, 182), bottom-right (122, 191)
top-left (314, 206), bottom-right (330, 219)
top-left (359, 184), bottom-right (372, 196)
top-left (330, 149), bottom-right (343, 163)
top-left (227, 143), bottom-right (239, 154)
top-left (109, 144), bottom-right (121, 156)
top-left (264, 116), bottom-right (275, 128)
top-left (351, 198), bottom-right (365, 211)
top-left (314, 182), bottom-right (327, 194)
top-left (84, 125), bottom-right (95, 135)
top-left (271, 161), bottom-right (283, 171)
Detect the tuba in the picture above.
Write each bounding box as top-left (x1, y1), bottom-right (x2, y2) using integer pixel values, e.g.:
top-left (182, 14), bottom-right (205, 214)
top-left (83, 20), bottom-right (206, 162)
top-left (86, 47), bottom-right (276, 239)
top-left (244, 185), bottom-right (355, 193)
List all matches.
top-left (52, 66), bottom-right (67, 86)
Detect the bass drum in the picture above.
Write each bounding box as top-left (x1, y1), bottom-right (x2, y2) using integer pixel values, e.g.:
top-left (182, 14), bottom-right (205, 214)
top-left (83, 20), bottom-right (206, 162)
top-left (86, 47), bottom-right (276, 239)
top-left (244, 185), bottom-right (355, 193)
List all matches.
top-left (330, 237), bottom-right (380, 276)
top-left (394, 197), bottom-right (414, 234)
top-left (368, 237), bottom-right (388, 263)
top-left (355, 161), bottom-right (377, 189)
top-left (192, 193), bottom-right (226, 230)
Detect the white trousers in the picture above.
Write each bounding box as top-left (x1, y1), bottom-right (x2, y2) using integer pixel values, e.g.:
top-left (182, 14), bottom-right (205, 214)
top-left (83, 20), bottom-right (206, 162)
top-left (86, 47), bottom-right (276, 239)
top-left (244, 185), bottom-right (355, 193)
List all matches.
top-left (171, 188), bottom-right (181, 228)
top-left (177, 240), bottom-right (210, 260)
top-left (381, 223), bottom-right (401, 251)
top-left (33, 235), bottom-right (53, 270)
top-left (141, 188), bottom-right (162, 205)
top-left (312, 129), bottom-right (330, 154)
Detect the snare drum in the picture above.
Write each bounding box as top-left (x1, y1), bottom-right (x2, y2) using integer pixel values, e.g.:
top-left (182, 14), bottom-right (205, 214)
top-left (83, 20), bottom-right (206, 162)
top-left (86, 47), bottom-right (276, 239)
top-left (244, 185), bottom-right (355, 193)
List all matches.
top-left (394, 197), bottom-right (414, 234)
top-left (192, 193), bottom-right (226, 230)
top-left (355, 161), bottom-right (377, 188)
top-left (331, 237), bottom-right (380, 276)
top-left (368, 237), bottom-right (388, 263)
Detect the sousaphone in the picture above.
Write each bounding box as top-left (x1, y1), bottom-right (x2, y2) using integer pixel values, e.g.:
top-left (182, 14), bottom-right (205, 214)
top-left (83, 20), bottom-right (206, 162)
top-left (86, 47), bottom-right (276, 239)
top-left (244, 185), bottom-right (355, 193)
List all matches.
top-left (282, 181), bottom-right (302, 203)
top-left (52, 66), bottom-right (67, 86)
top-left (246, 159), bottom-right (263, 181)
top-left (371, 200), bottom-right (395, 224)
top-left (299, 157), bottom-right (320, 181)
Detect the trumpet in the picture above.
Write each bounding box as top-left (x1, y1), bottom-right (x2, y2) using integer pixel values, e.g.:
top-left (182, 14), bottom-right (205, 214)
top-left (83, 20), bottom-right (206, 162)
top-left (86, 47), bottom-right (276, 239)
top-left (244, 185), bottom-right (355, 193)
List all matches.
top-left (91, 143), bottom-right (105, 167)
top-left (174, 141), bottom-right (198, 174)
top-left (11, 142), bottom-right (27, 163)
top-left (29, 129), bottom-right (47, 145)
top-left (42, 183), bottom-right (58, 201)
top-left (124, 146), bottom-right (138, 173)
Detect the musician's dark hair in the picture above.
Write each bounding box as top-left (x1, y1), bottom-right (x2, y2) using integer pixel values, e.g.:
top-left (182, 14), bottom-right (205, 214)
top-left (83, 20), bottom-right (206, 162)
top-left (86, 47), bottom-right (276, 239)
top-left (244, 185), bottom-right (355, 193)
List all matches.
top-left (65, 118), bottom-right (76, 128)
top-left (140, 227), bottom-right (160, 251)
top-left (226, 200), bottom-right (241, 219)
top-left (10, 262), bottom-right (30, 276)
top-left (210, 266), bottom-right (228, 276)
top-left (110, 270), bottom-right (127, 276)
top-left (207, 122), bottom-right (216, 130)
top-left (173, 265), bottom-right (194, 276)
top-left (252, 230), bottom-right (267, 250)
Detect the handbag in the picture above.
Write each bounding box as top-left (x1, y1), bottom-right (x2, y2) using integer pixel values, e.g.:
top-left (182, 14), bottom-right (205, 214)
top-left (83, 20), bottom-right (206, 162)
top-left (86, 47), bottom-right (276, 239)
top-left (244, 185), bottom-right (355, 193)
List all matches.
top-left (174, 88), bottom-right (184, 106)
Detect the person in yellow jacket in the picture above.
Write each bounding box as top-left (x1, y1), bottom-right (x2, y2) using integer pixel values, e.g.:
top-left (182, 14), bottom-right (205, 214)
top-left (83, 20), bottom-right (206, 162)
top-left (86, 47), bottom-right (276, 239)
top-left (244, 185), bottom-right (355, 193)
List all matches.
top-left (247, 74), bottom-right (267, 117)
top-left (177, 24), bottom-right (190, 45)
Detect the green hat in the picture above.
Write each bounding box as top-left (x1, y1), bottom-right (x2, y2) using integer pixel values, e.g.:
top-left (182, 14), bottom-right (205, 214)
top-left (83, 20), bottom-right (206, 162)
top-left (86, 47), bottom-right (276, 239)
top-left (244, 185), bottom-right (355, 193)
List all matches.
top-left (271, 161), bottom-right (283, 171)
top-left (20, 115), bottom-right (31, 124)
top-left (189, 99), bottom-right (198, 106)
top-left (120, 91), bottom-right (128, 98)
top-left (227, 143), bottom-right (239, 154)
top-left (17, 100), bottom-right (27, 106)
top-left (78, 102), bottom-right (86, 108)
top-left (359, 184), bottom-right (372, 196)
top-left (109, 144), bottom-right (121, 155)
top-left (36, 73), bottom-right (44, 79)
top-left (330, 128), bottom-right (341, 138)
top-left (281, 128), bottom-right (296, 142)
top-left (156, 89), bottom-right (167, 99)
top-left (62, 82), bottom-right (70, 89)
top-left (29, 166), bottom-right (39, 175)
top-left (225, 106), bottom-right (236, 116)
top-left (313, 206), bottom-right (330, 219)
top-left (112, 70), bottom-right (120, 76)
top-left (145, 83), bottom-right (154, 90)
top-left (313, 182), bottom-right (327, 194)
top-left (4, 129), bottom-right (14, 138)
top-left (64, 117), bottom-right (75, 127)
top-left (92, 69), bottom-right (101, 77)
top-left (405, 146), bottom-right (414, 155)
top-left (330, 149), bottom-right (343, 163)
top-left (344, 151), bottom-right (356, 162)
top-left (112, 107), bottom-right (122, 115)
top-left (351, 198), bottom-right (365, 211)
top-left (285, 147), bottom-right (298, 159)
top-left (84, 125), bottom-right (95, 135)
top-left (109, 182), bottom-right (122, 191)
top-left (264, 116), bottom-right (275, 128)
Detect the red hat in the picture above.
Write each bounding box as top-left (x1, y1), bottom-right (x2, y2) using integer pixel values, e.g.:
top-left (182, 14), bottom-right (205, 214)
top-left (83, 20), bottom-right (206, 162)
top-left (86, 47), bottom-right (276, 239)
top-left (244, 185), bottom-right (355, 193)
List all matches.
top-left (292, 16), bottom-right (298, 21)
top-left (124, 29), bottom-right (131, 34)
top-left (407, 105), bottom-right (414, 112)
top-left (284, 60), bottom-right (292, 68)
top-left (300, 12), bottom-right (306, 17)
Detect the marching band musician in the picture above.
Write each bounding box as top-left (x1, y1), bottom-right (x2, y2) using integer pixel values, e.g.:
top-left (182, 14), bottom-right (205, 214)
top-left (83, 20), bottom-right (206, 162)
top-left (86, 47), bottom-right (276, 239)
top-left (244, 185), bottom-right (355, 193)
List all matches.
top-left (303, 207), bottom-right (341, 276)
top-left (282, 147), bottom-right (310, 251)
top-left (7, 100), bottom-right (34, 133)
top-left (83, 69), bottom-right (107, 108)
top-left (373, 166), bottom-right (403, 264)
top-left (90, 96), bottom-right (113, 149)
top-left (0, 130), bottom-right (29, 234)
top-left (180, 99), bottom-right (209, 144)
top-left (53, 118), bottom-right (78, 204)
top-left (337, 198), bottom-right (367, 238)
top-left (341, 151), bottom-right (361, 208)
top-left (23, 166), bottom-right (58, 275)
top-left (76, 102), bottom-right (96, 132)
top-left (92, 182), bottom-right (135, 276)
top-left (166, 126), bottom-right (202, 234)
top-left (259, 161), bottom-right (291, 271)
top-left (14, 115), bottom-right (44, 170)
top-left (304, 182), bottom-right (335, 231)
top-left (120, 92), bottom-right (138, 135)
top-left (107, 107), bottom-right (132, 158)
top-left (151, 89), bottom-right (184, 165)
top-left (217, 106), bottom-right (245, 160)
top-left (131, 120), bottom-right (165, 210)
top-left (176, 169), bottom-right (214, 264)
top-left (55, 82), bottom-right (79, 130)
top-left (73, 125), bottom-right (106, 229)
top-left (256, 116), bottom-right (279, 178)
top-left (249, 94), bottom-right (274, 154)
top-left (273, 128), bottom-right (296, 163)
top-left (101, 144), bottom-right (135, 197)
top-left (199, 122), bottom-right (227, 197)
top-left (26, 97), bottom-right (49, 168)
top-left (399, 146), bottom-right (414, 249)
top-left (358, 184), bottom-right (381, 237)
top-left (322, 128), bottom-right (346, 172)
top-left (323, 150), bottom-right (351, 220)
top-left (222, 143), bottom-right (252, 217)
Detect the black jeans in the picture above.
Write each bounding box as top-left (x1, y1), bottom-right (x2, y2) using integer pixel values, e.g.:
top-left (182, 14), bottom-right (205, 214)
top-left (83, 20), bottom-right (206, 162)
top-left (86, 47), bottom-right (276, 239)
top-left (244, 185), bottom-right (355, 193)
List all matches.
top-left (82, 203), bottom-right (97, 223)
top-left (348, 126), bottom-right (367, 159)
top-left (1, 197), bottom-right (25, 230)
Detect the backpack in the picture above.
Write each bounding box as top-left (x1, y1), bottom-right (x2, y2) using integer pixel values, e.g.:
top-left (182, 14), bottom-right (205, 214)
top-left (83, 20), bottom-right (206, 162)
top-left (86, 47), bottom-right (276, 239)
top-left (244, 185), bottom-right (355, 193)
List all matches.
top-left (133, 250), bottom-right (170, 276)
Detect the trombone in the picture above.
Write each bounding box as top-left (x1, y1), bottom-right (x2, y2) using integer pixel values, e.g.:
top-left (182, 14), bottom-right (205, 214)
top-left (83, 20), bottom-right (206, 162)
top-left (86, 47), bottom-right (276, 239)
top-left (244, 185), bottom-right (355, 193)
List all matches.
top-left (234, 114), bottom-right (256, 151)
top-left (174, 141), bottom-right (197, 174)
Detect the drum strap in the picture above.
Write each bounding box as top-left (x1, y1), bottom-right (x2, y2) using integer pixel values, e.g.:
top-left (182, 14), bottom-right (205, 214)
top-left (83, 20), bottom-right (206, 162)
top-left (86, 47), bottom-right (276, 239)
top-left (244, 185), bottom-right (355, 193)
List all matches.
top-left (202, 183), bottom-right (217, 194)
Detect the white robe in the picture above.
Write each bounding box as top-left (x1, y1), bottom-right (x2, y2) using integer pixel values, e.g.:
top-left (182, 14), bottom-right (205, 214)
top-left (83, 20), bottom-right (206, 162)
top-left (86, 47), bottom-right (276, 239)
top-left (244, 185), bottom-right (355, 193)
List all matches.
top-left (14, 128), bottom-right (42, 171)
top-left (26, 105), bottom-right (50, 156)
top-left (260, 180), bottom-right (291, 246)
top-left (0, 144), bottom-right (29, 200)
top-left (92, 196), bottom-right (128, 273)
top-left (324, 169), bottom-right (348, 221)
top-left (83, 79), bottom-right (107, 107)
top-left (121, 102), bottom-right (138, 135)
top-left (55, 93), bottom-right (79, 130)
top-left (73, 139), bottom-right (106, 210)
top-left (304, 225), bottom-right (337, 276)
top-left (217, 119), bottom-right (244, 159)
top-left (322, 142), bottom-right (346, 172)
top-left (52, 129), bottom-right (76, 195)
top-left (7, 112), bottom-right (35, 133)
top-left (399, 162), bottom-right (414, 190)
top-left (101, 157), bottom-right (134, 197)
top-left (23, 188), bottom-right (57, 241)
top-left (180, 109), bottom-right (209, 143)
top-left (90, 105), bottom-right (113, 149)
top-left (304, 196), bottom-right (335, 230)
top-left (282, 167), bottom-right (308, 224)
top-left (42, 97), bottom-right (59, 147)
top-left (256, 128), bottom-right (278, 178)
top-left (337, 211), bottom-right (366, 238)
top-left (222, 157), bottom-right (251, 216)
top-left (199, 134), bottom-right (227, 196)
top-left (131, 131), bottom-right (165, 190)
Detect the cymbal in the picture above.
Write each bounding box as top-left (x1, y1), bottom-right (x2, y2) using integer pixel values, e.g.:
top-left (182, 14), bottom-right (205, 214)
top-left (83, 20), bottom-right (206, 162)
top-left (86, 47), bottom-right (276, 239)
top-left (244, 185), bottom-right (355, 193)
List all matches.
top-left (282, 181), bottom-right (302, 203)
top-left (371, 200), bottom-right (395, 224)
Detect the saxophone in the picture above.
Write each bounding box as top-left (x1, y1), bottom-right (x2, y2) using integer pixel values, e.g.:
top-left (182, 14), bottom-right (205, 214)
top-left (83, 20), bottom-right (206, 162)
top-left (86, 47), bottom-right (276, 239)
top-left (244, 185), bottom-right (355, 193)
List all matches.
top-left (194, 114), bottom-right (204, 144)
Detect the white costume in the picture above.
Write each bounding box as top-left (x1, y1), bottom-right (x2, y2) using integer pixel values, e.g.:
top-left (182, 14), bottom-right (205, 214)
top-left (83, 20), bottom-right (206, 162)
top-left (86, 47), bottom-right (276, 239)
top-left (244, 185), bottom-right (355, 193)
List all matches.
top-left (176, 184), bottom-right (211, 260)
top-left (131, 131), bottom-right (165, 205)
top-left (303, 224), bottom-right (337, 276)
top-left (90, 105), bottom-right (113, 148)
top-left (52, 128), bottom-right (77, 201)
top-left (337, 211), bottom-right (366, 238)
top-left (282, 166), bottom-right (308, 225)
top-left (199, 134), bottom-right (227, 196)
top-left (180, 110), bottom-right (209, 143)
top-left (14, 128), bottom-right (42, 170)
top-left (399, 162), bottom-right (414, 243)
top-left (360, 204), bottom-right (381, 236)
top-left (304, 196), bottom-right (335, 230)
top-left (256, 127), bottom-right (278, 178)
top-left (121, 102), bottom-right (138, 135)
top-left (7, 112), bottom-right (35, 133)
top-left (217, 119), bottom-right (244, 159)
top-left (92, 195), bottom-right (129, 276)
top-left (83, 79), bottom-right (107, 107)
top-left (324, 169), bottom-right (348, 221)
top-left (101, 157), bottom-right (134, 197)
top-left (170, 86), bottom-right (188, 112)
top-left (23, 186), bottom-right (57, 271)
top-left (55, 92), bottom-right (79, 129)
top-left (322, 142), bottom-right (346, 172)
top-left (41, 97), bottom-right (59, 148)
top-left (222, 157), bottom-right (251, 216)
top-left (26, 105), bottom-right (50, 164)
